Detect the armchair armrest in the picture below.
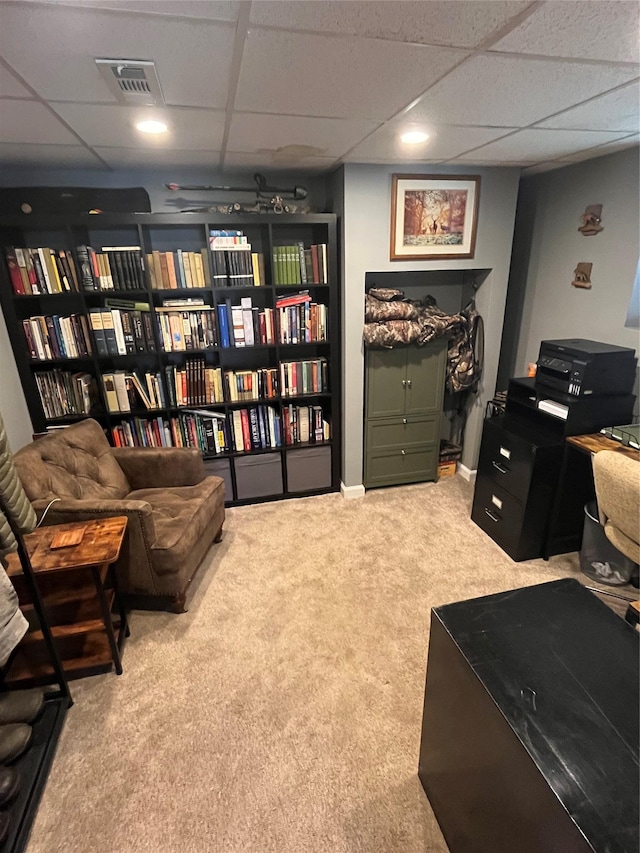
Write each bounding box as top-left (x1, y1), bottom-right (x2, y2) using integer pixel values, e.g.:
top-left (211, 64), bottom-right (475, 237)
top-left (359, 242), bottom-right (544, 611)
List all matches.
top-left (33, 497), bottom-right (156, 544)
top-left (111, 447), bottom-right (205, 490)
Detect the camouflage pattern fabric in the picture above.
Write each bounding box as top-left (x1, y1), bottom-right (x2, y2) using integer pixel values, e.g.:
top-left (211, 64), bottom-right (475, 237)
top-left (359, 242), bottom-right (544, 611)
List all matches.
top-left (363, 288), bottom-right (465, 348)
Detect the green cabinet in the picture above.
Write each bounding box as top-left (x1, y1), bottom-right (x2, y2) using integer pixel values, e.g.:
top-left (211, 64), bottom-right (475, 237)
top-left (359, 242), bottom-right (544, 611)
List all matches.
top-left (364, 340), bottom-right (447, 488)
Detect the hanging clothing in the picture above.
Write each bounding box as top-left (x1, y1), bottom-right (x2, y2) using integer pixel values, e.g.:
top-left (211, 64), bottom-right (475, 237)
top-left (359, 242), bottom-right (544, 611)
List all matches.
top-left (0, 551), bottom-right (27, 668)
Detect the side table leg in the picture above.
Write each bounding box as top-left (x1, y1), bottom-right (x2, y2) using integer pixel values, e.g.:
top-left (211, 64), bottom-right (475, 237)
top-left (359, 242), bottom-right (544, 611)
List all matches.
top-left (91, 564), bottom-right (123, 675)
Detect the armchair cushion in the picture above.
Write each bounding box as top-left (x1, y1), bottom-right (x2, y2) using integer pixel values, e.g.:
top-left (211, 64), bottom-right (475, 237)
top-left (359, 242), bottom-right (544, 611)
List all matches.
top-left (111, 446), bottom-right (204, 490)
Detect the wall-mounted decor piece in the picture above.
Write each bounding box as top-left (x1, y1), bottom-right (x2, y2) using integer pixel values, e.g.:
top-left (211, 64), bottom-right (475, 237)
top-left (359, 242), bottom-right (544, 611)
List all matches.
top-left (572, 262), bottom-right (593, 289)
top-left (390, 174), bottom-right (480, 261)
top-left (578, 204), bottom-right (603, 236)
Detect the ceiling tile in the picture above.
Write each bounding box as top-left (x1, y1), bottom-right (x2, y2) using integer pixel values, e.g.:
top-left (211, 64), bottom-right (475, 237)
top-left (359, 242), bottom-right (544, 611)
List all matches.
top-left (235, 29), bottom-right (468, 120)
top-left (445, 158), bottom-right (535, 168)
top-left (94, 147), bottom-right (221, 168)
top-left (0, 142), bottom-right (105, 168)
top-left (343, 124), bottom-right (517, 162)
top-left (404, 54), bottom-right (638, 128)
top-left (535, 81), bottom-right (640, 132)
top-left (0, 4), bottom-right (235, 108)
top-left (455, 128), bottom-right (631, 161)
top-left (227, 113), bottom-right (379, 158)
top-left (51, 104), bottom-right (226, 150)
top-left (224, 151), bottom-right (337, 173)
top-left (555, 134), bottom-right (640, 163)
top-left (0, 100), bottom-right (80, 144)
top-left (521, 162), bottom-right (566, 176)
top-left (492, 0), bottom-right (640, 63)
top-left (33, 0), bottom-right (241, 21)
top-left (249, 1), bottom-right (531, 49)
top-left (0, 65), bottom-right (32, 98)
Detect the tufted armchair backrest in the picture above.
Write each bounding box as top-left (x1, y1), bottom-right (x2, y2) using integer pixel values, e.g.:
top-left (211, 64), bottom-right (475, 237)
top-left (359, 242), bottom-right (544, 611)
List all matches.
top-left (13, 419), bottom-right (130, 505)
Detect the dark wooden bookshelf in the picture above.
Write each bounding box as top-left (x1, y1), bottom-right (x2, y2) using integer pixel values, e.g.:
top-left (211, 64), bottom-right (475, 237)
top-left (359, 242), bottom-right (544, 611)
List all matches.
top-left (0, 212), bottom-right (341, 506)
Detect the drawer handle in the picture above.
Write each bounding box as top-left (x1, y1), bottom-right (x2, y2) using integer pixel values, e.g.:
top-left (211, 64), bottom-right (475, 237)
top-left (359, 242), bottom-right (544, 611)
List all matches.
top-left (484, 508), bottom-right (500, 523)
top-left (492, 461), bottom-right (508, 474)
top-left (401, 450), bottom-right (406, 455)
top-left (403, 418), bottom-right (407, 424)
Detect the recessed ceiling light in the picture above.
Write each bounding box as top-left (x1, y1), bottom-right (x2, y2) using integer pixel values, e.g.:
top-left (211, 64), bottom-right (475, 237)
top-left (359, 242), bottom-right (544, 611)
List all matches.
top-left (401, 130), bottom-right (429, 144)
top-left (136, 119), bottom-right (168, 134)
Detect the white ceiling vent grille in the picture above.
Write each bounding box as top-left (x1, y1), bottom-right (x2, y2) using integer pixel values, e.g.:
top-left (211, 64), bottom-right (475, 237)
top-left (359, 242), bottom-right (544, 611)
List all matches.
top-left (95, 59), bottom-right (165, 106)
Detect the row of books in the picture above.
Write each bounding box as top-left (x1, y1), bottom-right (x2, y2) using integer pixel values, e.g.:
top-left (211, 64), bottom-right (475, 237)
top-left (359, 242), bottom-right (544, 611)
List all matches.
top-left (156, 306), bottom-right (217, 352)
top-left (76, 245), bottom-right (145, 291)
top-left (164, 362), bottom-right (224, 407)
top-left (102, 370), bottom-right (167, 413)
top-left (34, 370), bottom-right (98, 419)
top-left (209, 230), bottom-right (264, 288)
top-left (23, 314), bottom-right (93, 361)
top-left (108, 405), bottom-right (331, 454)
top-left (146, 249), bottom-right (210, 290)
top-left (89, 304), bottom-right (156, 356)
top-left (272, 243), bottom-right (328, 286)
top-left (276, 299), bottom-right (328, 344)
top-left (5, 246), bottom-right (81, 295)
top-left (280, 358), bottom-right (328, 397)
top-left (111, 416), bottom-right (171, 449)
top-left (282, 404), bottom-right (329, 445)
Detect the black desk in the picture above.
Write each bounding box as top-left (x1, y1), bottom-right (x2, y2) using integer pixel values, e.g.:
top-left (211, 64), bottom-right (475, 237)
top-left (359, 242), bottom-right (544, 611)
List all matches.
top-left (418, 579), bottom-right (639, 853)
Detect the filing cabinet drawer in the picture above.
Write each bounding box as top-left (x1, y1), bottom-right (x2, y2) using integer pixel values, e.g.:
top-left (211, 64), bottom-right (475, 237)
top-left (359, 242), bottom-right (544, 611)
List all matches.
top-left (477, 419), bottom-right (535, 501)
top-left (365, 444), bottom-right (438, 488)
top-left (366, 415), bottom-right (439, 453)
top-left (471, 477), bottom-right (526, 558)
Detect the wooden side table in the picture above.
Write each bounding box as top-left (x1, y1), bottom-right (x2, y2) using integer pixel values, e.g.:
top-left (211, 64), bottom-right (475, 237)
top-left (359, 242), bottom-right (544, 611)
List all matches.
top-left (5, 516), bottom-right (129, 683)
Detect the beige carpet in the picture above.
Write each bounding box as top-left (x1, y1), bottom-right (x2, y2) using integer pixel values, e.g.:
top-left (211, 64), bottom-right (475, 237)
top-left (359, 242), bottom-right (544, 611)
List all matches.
top-left (27, 476), bottom-right (587, 853)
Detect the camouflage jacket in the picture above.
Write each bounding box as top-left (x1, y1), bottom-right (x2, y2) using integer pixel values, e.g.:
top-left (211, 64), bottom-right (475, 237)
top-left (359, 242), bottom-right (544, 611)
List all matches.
top-left (363, 287), bottom-right (464, 348)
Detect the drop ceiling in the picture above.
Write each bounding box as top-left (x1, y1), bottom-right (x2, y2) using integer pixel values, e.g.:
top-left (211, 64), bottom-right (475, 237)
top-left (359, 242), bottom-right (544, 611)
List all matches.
top-left (0, 0), bottom-right (638, 176)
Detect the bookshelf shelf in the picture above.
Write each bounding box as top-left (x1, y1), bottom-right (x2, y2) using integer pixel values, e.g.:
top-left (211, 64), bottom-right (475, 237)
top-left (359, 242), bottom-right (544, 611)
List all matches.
top-left (0, 212), bottom-right (340, 506)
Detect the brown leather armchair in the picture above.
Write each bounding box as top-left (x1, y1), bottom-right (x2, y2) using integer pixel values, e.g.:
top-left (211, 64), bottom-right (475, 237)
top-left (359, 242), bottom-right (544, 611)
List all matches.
top-left (12, 419), bottom-right (225, 612)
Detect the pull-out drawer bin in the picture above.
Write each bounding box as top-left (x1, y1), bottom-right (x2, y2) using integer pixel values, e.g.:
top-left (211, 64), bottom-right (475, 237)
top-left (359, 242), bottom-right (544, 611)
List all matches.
top-left (286, 446), bottom-right (332, 492)
top-left (203, 458), bottom-right (233, 503)
top-left (235, 453), bottom-right (283, 500)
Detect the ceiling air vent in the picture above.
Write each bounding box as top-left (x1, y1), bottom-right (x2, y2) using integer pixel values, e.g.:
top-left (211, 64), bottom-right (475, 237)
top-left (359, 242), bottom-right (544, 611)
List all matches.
top-left (95, 59), bottom-right (165, 106)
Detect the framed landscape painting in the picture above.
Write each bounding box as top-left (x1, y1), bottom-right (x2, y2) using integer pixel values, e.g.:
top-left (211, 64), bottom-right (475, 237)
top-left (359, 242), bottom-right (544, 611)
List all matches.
top-left (390, 174), bottom-right (480, 260)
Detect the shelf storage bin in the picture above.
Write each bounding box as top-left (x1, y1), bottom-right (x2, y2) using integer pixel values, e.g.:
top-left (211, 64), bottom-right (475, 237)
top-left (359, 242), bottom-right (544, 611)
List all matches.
top-left (286, 445), bottom-right (331, 492)
top-left (202, 458), bottom-right (233, 503)
top-left (234, 453), bottom-right (283, 500)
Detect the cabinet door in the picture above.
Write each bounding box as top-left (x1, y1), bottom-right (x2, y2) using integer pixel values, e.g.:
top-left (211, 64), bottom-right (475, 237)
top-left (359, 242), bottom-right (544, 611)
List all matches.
top-left (405, 340), bottom-right (447, 416)
top-left (366, 348), bottom-right (407, 418)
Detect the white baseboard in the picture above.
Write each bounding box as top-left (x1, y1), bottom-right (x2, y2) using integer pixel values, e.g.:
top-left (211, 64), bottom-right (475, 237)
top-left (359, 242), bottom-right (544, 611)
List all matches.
top-left (458, 464), bottom-right (477, 484)
top-left (341, 483), bottom-right (365, 499)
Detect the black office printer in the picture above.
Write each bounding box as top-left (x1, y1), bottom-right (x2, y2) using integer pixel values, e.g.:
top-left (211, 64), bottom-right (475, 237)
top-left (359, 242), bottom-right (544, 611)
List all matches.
top-left (536, 338), bottom-right (637, 398)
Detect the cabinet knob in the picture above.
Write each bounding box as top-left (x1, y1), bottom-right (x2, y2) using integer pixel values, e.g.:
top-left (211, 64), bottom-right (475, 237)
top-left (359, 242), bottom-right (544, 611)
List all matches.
top-left (403, 418), bottom-right (407, 424)
top-left (401, 450), bottom-right (406, 455)
top-left (406, 379), bottom-right (412, 388)
top-left (402, 379), bottom-right (407, 387)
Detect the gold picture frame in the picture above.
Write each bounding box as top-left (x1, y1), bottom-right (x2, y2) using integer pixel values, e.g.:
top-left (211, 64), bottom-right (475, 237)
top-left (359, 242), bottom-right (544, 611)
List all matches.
top-left (390, 174), bottom-right (480, 261)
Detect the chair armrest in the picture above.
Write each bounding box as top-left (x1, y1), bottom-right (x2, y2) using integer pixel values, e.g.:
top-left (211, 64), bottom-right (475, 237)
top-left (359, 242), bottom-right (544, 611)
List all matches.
top-left (33, 498), bottom-right (156, 543)
top-left (111, 447), bottom-right (205, 489)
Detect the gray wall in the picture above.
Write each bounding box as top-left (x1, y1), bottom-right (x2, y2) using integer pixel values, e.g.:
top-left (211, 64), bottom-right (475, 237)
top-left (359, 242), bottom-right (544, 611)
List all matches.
top-left (341, 163), bottom-right (521, 486)
top-left (515, 148), bottom-right (640, 373)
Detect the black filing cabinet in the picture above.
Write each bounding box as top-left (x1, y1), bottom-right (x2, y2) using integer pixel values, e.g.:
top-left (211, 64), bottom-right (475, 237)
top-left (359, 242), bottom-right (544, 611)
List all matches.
top-left (471, 415), bottom-right (562, 561)
top-left (472, 377), bottom-right (635, 561)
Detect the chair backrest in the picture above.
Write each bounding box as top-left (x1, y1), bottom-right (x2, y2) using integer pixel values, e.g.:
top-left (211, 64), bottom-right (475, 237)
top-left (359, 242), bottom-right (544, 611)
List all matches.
top-left (592, 450), bottom-right (640, 555)
top-left (13, 419), bottom-right (130, 505)
top-left (0, 411), bottom-right (37, 561)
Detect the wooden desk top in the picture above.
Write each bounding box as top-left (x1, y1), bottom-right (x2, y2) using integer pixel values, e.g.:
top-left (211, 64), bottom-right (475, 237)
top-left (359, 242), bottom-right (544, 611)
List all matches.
top-left (5, 516), bottom-right (128, 576)
top-left (566, 433), bottom-right (640, 460)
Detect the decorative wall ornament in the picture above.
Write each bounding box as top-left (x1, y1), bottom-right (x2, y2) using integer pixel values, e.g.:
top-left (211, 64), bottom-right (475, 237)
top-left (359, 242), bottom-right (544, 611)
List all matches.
top-left (578, 204), bottom-right (603, 236)
top-left (572, 262), bottom-right (593, 289)
top-left (390, 174), bottom-right (480, 260)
